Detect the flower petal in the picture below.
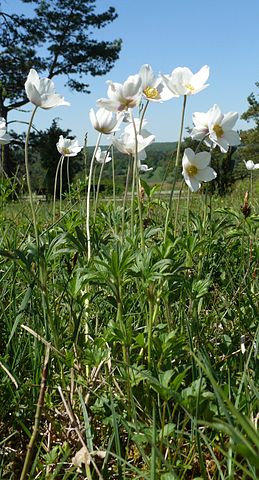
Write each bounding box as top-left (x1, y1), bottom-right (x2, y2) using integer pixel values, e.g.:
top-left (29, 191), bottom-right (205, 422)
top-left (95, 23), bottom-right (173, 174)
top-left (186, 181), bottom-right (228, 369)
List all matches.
top-left (221, 112), bottom-right (239, 130)
top-left (195, 166), bottom-right (217, 182)
top-left (191, 151), bottom-right (211, 169)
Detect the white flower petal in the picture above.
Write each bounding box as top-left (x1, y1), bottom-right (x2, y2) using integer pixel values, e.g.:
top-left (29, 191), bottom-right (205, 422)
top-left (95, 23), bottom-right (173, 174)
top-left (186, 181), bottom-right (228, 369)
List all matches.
top-left (217, 137), bottom-right (230, 153)
top-left (192, 111), bottom-right (209, 127)
top-left (195, 166), bottom-right (217, 182)
top-left (139, 64), bottom-right (155, 89)
top-left (221, 111), bottom-right (239, 130)
top-left (223, 130), bottom-right (240, 147)
top-left (25, 68), bottom-right (69, 109)
top-left (191, 65), bottom-right (209, 89)
top-left (191, 151), bottom-right (211, 169)
top-left (182, 148), bottom-right (195, 164)
top-left (185, 176), bottom-right (201, 192)
top-left (207, 104), bottom-right (224, 127)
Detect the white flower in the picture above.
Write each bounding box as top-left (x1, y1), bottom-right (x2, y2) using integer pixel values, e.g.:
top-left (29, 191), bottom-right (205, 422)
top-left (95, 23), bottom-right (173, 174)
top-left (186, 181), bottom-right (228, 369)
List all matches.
top-left (95, 147), bottom-right (112, 164)
top-left (139, 64), bottom-right (175, 102)
top-left (25, 69), bottom-right (70, 109)
top-left (243, 160), bottom-right (259, 170)
top-left (56, 135), bottom-right (83, 157)
top-left (124, 117), bottom-right (147, 134)
top-left (0, 117), bottom-right (12, 144)
top-left (89, 107), bottom-right (123, 134)
top-left (191, 104), bottom-right (241, 153)
top-left (182, 148), bottom-right (217, 192)
top-left (96, 74), bottom-right (143, 112)
top-left (112, 127), bottom-right (155, 156)
top-left (161, 65), bottom-right (209, 96)
top-left (139, 164), bottom-right (153, 173)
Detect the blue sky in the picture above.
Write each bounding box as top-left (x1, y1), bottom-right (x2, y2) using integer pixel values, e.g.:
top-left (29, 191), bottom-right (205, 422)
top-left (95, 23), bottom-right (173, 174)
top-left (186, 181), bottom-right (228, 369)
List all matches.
top-left (4, 0), bottom-right (259, 146)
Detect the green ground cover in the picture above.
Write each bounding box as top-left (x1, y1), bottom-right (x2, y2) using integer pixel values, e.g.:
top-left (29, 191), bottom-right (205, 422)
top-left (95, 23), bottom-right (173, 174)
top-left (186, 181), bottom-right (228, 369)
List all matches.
top-left (0, 179), bottom-right (258, 479)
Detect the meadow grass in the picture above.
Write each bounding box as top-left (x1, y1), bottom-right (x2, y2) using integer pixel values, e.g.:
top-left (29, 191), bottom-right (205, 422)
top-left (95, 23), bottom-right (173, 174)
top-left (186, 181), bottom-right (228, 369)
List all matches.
top-left (0, 179), bottom-right (258, 479)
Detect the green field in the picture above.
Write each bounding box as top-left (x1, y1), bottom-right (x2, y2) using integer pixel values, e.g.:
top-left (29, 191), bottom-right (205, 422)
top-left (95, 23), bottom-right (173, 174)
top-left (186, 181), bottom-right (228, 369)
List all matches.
top-left (0, 177), bottom-right (258, 479)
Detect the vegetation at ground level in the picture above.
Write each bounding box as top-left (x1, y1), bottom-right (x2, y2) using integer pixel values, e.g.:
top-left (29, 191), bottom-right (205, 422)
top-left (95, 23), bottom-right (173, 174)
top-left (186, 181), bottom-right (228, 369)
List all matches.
top-left (0, 178), bottom-right (258, 479)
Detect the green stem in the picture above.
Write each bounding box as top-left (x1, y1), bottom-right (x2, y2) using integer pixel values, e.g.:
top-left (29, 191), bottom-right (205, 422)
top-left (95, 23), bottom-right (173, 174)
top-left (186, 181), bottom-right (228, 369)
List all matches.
top-left (94, 161), bottom-right (105, 222)
top-left (174, 180), bottom-right (184, 236)
top-left (59, 154), bottom-right (65, 218)
top-left (121, 159), bottom-right (131, 238)
top-left (116, 300), bottom-right (127, 366)
top-left (52, 155), bottom-right (64, 223)
top-left (92, 163), bottom-right (96, 203)
top-left (24, 105), bottom-right (39, 244)
top-left (250, 171), bottom-right (253, 205)
top-left (148, 300), bottom-right (154, 370)
top-left (186, 186), bottom-right (190, 236)
top-left (130, 111), bottom-right (145, 250)
top-left (148, 297), bottom-right (159, 370)
top-left (164, 95), bottom-right (187, 242)
top-left (130, 158), bottom-right (137, 237)
top-left (203, 184), bottom-right (208, 228)
top-left (66, 156), bottom-right (71, 203)
top-left (139, 99), bottom-right (149, 131)
top-left (86, 132), bottom-right (102, 262)
top-left (112, 145), bottom-right (116, 212)
top-left (151, 400), bottom-right (157, 480)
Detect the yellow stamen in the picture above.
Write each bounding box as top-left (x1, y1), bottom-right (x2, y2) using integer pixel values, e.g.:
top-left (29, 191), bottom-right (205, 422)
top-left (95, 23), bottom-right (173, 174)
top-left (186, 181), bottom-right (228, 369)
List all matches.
top-left (143, 86), bottom-right (160, 99)
top-left (213, 124), bottom-right (224, 138)
top-left (185, 83), bottom-right (195, 93)
top-left (62, 147), bottom-right (71, 155)
top-left (187, 165), bottom-right (198, 177)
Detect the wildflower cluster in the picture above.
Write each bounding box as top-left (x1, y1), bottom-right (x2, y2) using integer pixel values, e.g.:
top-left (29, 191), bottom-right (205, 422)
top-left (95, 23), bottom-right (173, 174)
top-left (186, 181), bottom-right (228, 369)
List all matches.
top-left (16, 64), bottom-right (256, 194)
top-left (87, 63), bottom-right (242, 190)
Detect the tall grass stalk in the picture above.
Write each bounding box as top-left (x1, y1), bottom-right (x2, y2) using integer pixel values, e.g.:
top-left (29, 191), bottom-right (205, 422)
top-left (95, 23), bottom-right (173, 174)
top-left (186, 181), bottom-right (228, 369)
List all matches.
top-left (20, 343), bottom-right (50, 480)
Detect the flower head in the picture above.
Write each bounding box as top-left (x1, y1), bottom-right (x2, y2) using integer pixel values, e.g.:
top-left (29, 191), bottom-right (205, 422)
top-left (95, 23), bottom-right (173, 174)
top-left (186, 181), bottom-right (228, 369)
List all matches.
top-left (139, 164), bottom-right (153, 173)
top-left (0, 117), bottom-right (12, 144)
top-left (112, 122), bottom-right (155, 156)
top-left (161, 65), bottom-right (209, 96)
top-left (113, 132), bottom-right (154, 156)
top-left (191, 104), bottom-right (240, 153)
top-left (182, 148), bottom-right (217, 192)
top-left (95, 147), bottom-right (112, 164)
top-left (56, 136), bottom-right (83, 157)
top-left (97, 74), bottom-right (142, 112)
top-left (89, 107), bottom-right (123, 134)
top-left (25, 69), bottom-right (70, 109)
top-left (243, 160), bottom-right (259, 170)
top-left (139, 64), bottom-right (175, 102)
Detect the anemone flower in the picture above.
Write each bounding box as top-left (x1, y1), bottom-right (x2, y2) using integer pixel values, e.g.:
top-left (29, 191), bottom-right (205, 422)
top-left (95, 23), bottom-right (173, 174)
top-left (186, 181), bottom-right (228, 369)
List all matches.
top-left (89, 107), bottom-right (123, 134)
top-left (243, 160), bottom-right (259, 170)
top-left (95, 147), bottom-right (112, 164)
top-left (56, 135), bottom-right (83, 156)
top-left (0, 117), bottom-right (12, 144)
top-left (139, 64), bottom-right (175, 102)
top-left (96, 74), bottom-right (143, 112)
top-left (25, 69), bottom-right (70, 109)
top-left (182, 148), bottom-right (217, 192)
top-left (112, 129), bottom-right (155, 156)
top-left (161, 65), bottom-right (209, 96)
top-left (139, 164), bottom-right (153, 173)
top-left (191, 104), bottom-right (240, 153)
